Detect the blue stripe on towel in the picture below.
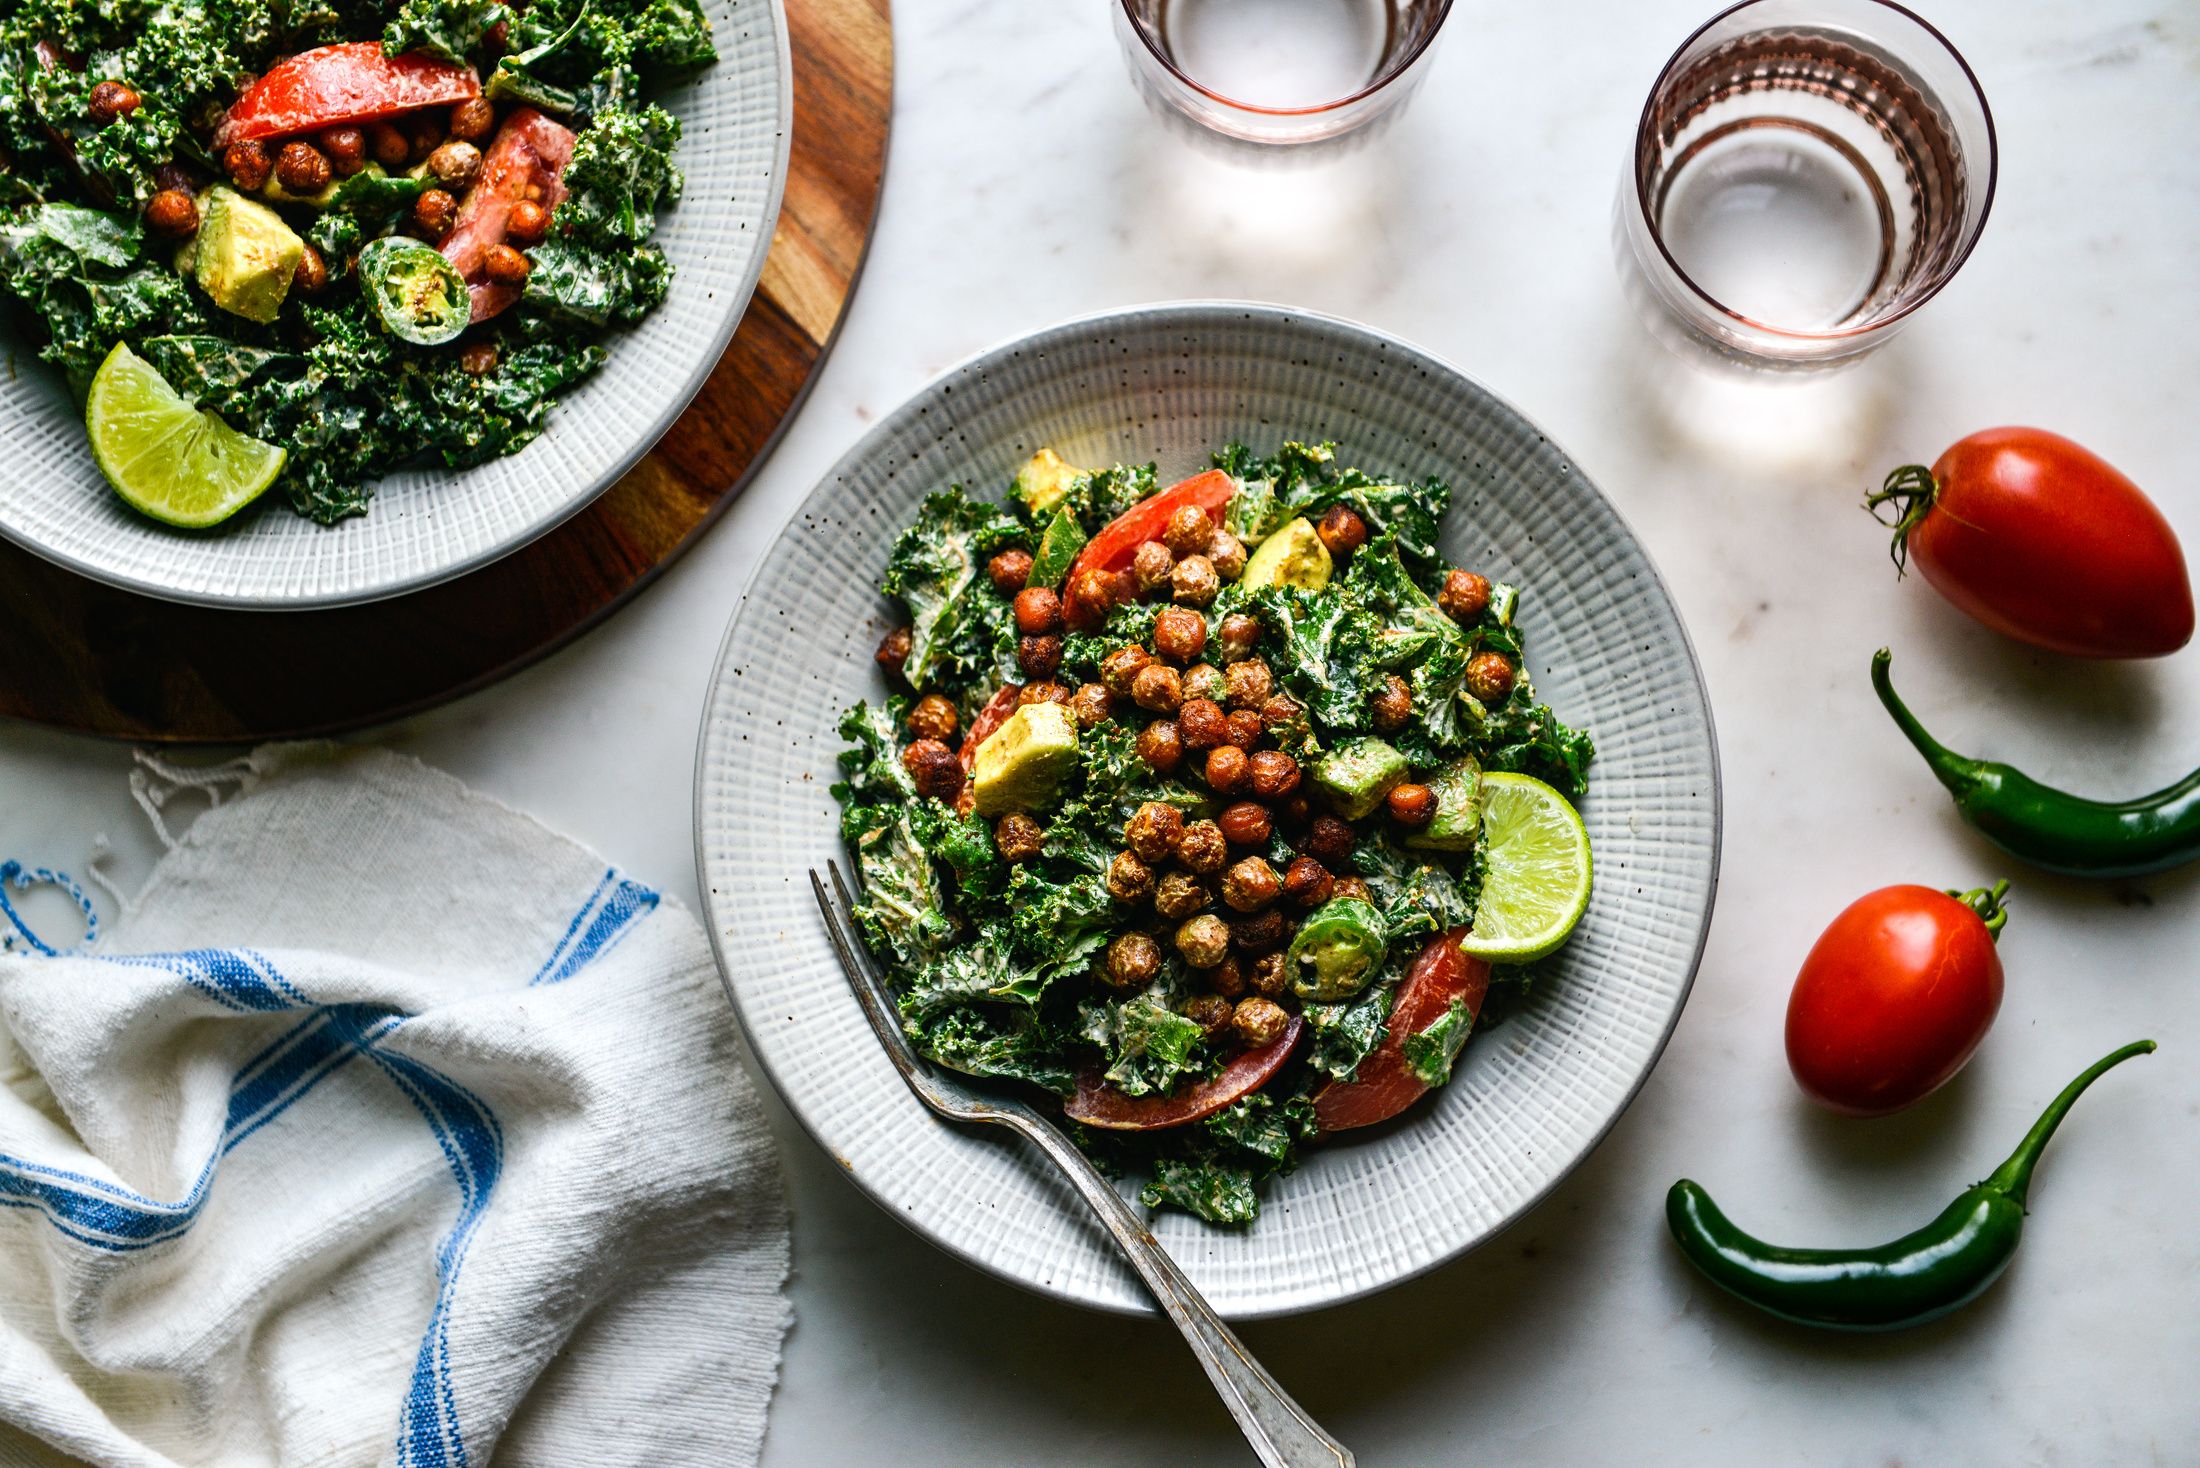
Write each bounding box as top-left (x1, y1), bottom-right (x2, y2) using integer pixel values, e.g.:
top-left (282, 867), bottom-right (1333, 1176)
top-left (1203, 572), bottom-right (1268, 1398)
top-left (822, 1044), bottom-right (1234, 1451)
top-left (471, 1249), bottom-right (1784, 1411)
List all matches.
top-left (529, 868), bottom-right (659, 986)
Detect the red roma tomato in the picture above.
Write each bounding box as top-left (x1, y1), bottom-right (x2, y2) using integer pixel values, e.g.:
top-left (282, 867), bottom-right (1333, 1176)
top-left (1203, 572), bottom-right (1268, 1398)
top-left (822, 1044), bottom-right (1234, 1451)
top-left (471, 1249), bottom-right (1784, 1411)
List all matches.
top-left (1785, 883), bottom-right (2008, 1117)
top-left (218, 43), bottom-right (482, 146)
top-left (1313, 930), bottom-right (1490, 1133)
top-left (440, 107), bottom-right (576, 322)
top-left (1065, 469), bottom-right (1236, 587)
top-left (1873, 428), bottom-right (2193, 658)
top-left (1065, 1017), bottom-right (1304, 1131)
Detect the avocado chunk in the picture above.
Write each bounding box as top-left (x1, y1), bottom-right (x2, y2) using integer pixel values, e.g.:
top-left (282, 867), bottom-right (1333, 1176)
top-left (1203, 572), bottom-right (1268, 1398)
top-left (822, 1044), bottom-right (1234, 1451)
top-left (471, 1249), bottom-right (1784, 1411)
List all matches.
top-left (1012, 448), bottom-right (1084, 517)
top-left (1026, 506), bottom-right (1087, 590)
top-left (1405, 756), bottom-right (1483, 852)
top-left (1241, 515), bottom-right (1332, 591)
top-left (1286, 897), bottom-right (1388, 1001)
top-left (194, 186), bottom-right (304, 325)
top-left (1310, 737), bottom-right (1409, 820)
top-left (971, 701), bottom-right (1080, 817)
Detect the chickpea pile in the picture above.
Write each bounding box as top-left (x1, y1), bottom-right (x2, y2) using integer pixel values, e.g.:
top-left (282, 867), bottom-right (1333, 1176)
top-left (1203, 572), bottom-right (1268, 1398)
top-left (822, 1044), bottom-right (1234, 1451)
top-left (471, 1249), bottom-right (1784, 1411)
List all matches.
top-left (872, 496), bottom-right (1519, 1058)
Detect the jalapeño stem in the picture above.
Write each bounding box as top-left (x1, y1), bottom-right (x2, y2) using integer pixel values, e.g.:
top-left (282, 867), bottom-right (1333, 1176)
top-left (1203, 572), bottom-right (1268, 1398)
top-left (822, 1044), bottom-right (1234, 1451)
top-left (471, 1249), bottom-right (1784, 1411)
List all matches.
top-left (1982, 1040), bottom-right (2157, 1209)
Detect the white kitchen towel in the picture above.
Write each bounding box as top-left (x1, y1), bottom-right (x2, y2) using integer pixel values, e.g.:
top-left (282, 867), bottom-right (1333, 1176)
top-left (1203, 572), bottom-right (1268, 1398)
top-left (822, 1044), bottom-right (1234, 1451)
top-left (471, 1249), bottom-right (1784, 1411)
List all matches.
top-left (0, 744), bottom-right (790, 1468)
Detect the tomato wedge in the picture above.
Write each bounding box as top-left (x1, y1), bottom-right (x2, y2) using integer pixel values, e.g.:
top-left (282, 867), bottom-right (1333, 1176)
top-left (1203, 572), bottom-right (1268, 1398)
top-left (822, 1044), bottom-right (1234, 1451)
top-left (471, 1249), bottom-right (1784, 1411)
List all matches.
top-left (439, 106), bottom-right (575, 322)
top-left (218, 43), bottom-right (482, 146)
top-left (1312, 930), bottom-right (1489, 1133)
top-left (1065, 1017), bottom-right (1305, 1131)
top-left (1064, 469), bottom-right (1236, 588)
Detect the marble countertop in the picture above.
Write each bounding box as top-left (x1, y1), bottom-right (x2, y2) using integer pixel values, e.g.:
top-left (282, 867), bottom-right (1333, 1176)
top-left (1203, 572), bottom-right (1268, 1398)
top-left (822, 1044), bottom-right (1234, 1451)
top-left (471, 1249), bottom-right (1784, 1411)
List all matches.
top-left (6, 1), bottom-right (2197, 1462)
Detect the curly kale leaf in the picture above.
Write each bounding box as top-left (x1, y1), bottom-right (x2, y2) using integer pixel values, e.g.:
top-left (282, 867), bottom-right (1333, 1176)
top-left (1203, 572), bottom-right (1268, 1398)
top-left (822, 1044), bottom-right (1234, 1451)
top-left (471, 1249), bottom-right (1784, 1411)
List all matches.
top-left (384, 0), bottom-right (509, 64)
top-left (137, 334), bottom-right (297, 403)
top-left (1058, 461), bottom-right (1155, 535)
top-left (1080, 991), bottom-right (1207, 1099)
top-left (1353, 833), bottom-right (1473, 945)
top-left (1304, 969), bottom-right (1398, 1081)
top-left (834, 698), bottom-right (913, 804)
top-left (1400, 996), bottom-right (1478, 1089)
top-left (908, 799), bottom-right (1003, 908)
top-left (843, 803), bottom-right (954, 966)
top-left (1, 206), bottom-right (208, 394)
top-left (521, 236), bottom-right (671, 327)
top-left (1006, 865), bottom-right (1115, 997)
top-left (558, 101), bottom-right (682, 245)
top-left (879, 487), bottom-right (1027, 695)
top-left (918, 1007), bottom-right (1074, 1096)
top-left (1141, 1158), bottom-right (1258, 1226)
top-left (897, 924), bottom-right (1035, 1026)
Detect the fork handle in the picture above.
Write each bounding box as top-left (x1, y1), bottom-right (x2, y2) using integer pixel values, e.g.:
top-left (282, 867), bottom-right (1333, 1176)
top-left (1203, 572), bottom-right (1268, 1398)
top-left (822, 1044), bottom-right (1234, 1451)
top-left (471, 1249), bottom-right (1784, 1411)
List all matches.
top-left (1006, 1114), bottom-right (1354, 1468)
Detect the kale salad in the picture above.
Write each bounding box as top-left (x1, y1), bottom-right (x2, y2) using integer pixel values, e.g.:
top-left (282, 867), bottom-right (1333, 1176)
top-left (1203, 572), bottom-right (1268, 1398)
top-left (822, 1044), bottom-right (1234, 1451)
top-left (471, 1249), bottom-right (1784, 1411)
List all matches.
top-left (836, 441), bottom-right (1599, 1226)
top-left (0, 0), bottom-right (712, 526)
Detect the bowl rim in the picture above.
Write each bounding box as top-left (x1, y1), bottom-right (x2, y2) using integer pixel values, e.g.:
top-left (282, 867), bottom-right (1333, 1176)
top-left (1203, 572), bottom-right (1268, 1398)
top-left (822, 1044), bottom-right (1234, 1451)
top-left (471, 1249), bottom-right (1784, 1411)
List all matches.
top-left (693, 299), bottom-right (1725, 1319)
top-left (0, 0), bottom-right (794, 611)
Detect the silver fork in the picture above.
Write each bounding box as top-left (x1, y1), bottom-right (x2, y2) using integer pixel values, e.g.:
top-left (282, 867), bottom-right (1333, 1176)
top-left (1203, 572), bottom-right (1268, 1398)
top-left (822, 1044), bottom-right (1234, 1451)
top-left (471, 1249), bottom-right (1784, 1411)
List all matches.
top-left (813, 864), bottom-right (1353, 1468)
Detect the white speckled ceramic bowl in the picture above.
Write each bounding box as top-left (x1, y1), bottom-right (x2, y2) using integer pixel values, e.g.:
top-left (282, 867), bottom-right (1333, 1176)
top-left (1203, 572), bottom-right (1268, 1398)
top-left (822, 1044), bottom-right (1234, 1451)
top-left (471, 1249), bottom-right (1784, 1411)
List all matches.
top-left (0, 0), bottom-right (789, 609)
top-left (695, 302), bottom-right (1722, 1319)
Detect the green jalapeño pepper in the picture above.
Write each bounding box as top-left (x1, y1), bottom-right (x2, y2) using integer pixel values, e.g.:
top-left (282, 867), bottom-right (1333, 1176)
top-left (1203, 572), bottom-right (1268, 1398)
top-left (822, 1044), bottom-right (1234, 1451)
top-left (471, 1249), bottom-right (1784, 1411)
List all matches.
top-left (1286, 897), bottom-right (1388, 1001)
top-left (1874, 650), bottom-right (2200, 877)
top-left (1668, 1039), bottom-right (2155, 1332)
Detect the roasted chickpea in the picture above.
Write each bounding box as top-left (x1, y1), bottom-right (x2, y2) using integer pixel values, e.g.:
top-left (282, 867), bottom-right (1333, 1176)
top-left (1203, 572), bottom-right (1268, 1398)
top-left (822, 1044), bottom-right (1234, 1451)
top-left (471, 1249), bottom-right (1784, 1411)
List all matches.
top-left (1019, 680), bottom-right (1072, 707)
top-left (1438, 569), bottom-right (1493, 623)
top-left (506, 198), bottom-right (551, 247)
top-left (1230, 909), bottom-right (1289, 956)
top-left (426, 139), bottom-right (482, 190)
top-left (368, 121), bottom-right (411, 168)
top-left (1177, 697), bottom-right (1229, 752)
top-left (1131, 663), bottom-right (1183, 714)
top-left (1467, 651), bottom-right (1516, 703)
top-left (907, 693), bottom-right (958, 741)
top-left (1217, 612), bottom-right (1261, 663)
top-left (987, 549), bottom-right (1033, 595)
top-left (1181, 993), bottom-right (1235, 1037)
top-left (1182, 663), bottom-right (1227, 703)
top-left (1104, 932), bottom-right (1163, 991)
top-left (1174, 819), bottom-right (1228, 875)
top-left (901, 739), bottom-right (963, 802)
top-left (1305, 815), bottom-right (1355, 866)
top-left (1223, 658), bottom-right (1273, 711)
top-left (1151, 606), bottom-right (1207, 664)
top-left (413, 187), bottom-right (459, 238)
top-left (459, 340), bottom-right (499, 376)
top-left (223, 139), bottom-right (274, 192)
top-left (1209, 956), bottom-right (1247, 999)
top-left (319, 126), bottom-right (367, 177)
top-left (1068, 682), bottom-right (1113, 727)
top-left (1136, 719), bottom-right (1183, 775)
top-left (1153, 870), bottom-right (1209, 920)
top-left (1065, 567), bottom-right (1120, 630)
top-left (1278, 793), bottom-right (1310, 829)
top-left (1131, 538), bottom-right (1174, 593)
top-left (1248, 750), bottom-right (1301, 801)
top-left (875, 624), bottom-right (913, 677)
top-left (152, 161), bottom-right (197, 195)
top-left (1221, 856), bottom-right (1281, 913)
top-left (143, 188), bottom-right (198, 239)
top-left (1171, 555), bottom-right (1219, 607)
top-left (1207, 530), bottom-right (1247, 582)
top-left (291, 244), bottom-right (329, 294)
top-left (1260, 694), bottom-right (1303, 731)
top-left (1282, 856), bottom-right (1333, 909)
top-left (1017, 634), bottom-right (1063, 681)
top-left (1174, 914), bottom-right (1232, 969)
top-left (1232, 996), bottom-right (1289, 1047)
top-left (1012, 586), bottom-right (1062, 636)
top-left (1124, 800), bottom-right (1184, 862)
top-left (1226, 710), bottom-right (1264, 750)
top-left (275, 140), bottom-right (332, 194)
top-left (1370, 672), bottom-right (1412, 732)
top-left (1107, 850), bottom-right (1156, 904)
top-left (1332, 876), bottom-right (1374, 905)
top-left (407, 110), bottom-right (447, 162)
top-left (1163, 503), bottom-right (1215, 557)
top-left (449, 96), bottom-right (496, 143)
top-left (1204, 744), bottom-right (1251, 796)
top-left (1386, 782), bottom-right (1437, 828)
top-left (1247, 952), bottom-right (1288, 997)
top-left (482, 242), bottom-right (529, 285)
top-left (995, 812), bottom-right (1044, 864)
top-left (1100, 643), bottom-right (1153, 696)
top-left (1217, 801), bottom-right (1273, 848)
top-left (88, 80), bottom-right (141, 124)
top-left (1316, 504), bottom-right (1368, 558)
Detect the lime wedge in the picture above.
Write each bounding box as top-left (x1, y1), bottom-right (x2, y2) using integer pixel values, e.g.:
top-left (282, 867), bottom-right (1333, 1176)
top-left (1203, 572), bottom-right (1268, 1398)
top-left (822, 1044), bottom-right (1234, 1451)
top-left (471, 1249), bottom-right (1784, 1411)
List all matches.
top-left (86, 342), bottom-right (285, 528)
top-left (1461, 773), bottom-right (1593, 963)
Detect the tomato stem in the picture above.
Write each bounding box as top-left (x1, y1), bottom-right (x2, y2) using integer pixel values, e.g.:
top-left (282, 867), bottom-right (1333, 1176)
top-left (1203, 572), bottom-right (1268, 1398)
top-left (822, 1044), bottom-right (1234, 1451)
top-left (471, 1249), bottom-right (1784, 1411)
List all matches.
top-left (1946, 877), bottom-right (2012, 940)
top-left (1864, 464), bottom-right (1940, 577)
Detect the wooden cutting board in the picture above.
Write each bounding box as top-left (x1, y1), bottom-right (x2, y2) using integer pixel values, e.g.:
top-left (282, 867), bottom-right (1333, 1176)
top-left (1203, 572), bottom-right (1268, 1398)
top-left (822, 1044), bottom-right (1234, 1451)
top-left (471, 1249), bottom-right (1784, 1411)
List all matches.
top-left (0, 0), bottom-right (891, 742)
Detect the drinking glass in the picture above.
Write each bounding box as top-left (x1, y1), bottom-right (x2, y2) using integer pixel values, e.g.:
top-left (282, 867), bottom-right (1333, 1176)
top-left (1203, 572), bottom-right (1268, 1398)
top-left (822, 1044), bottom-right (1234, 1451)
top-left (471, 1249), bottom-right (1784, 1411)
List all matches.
top-left (1615, 0), bottom-right (1996, 372)
top-left (1114, 0), bottom-right (1453, 152)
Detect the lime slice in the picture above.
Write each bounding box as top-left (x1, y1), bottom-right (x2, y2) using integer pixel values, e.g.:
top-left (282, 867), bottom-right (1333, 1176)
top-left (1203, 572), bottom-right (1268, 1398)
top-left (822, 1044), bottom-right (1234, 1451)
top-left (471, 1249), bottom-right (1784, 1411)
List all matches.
top-left (1461, 773), bottom-right (1592, 963)
top-left (86, 342), bottom-right (285, 528)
